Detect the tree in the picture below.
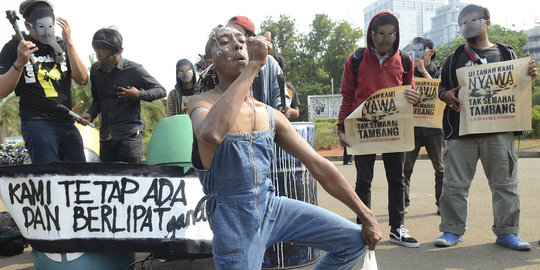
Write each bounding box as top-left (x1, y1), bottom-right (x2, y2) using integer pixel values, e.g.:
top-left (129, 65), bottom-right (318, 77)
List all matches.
top-left (0, 94), bottom-right (21, 143)
top-left (260, 14), bottom-right (363, 121)
top-left (434, 24), bottom-right (530, 68)
top-left (324, 21), bottom-right (363, 93)
top-left (296, 15), bottom-right (362, 120)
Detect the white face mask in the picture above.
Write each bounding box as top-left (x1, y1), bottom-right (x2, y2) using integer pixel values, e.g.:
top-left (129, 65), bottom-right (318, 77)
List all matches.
top-left (412, 43), bottom-right (426, 60)
top-left (458, 5), bottom-right (486, 39)
top-left (33, 16), bottom-right (56, 45)
top-left (178, 64), bottom-right (194, 83)
top-left (460, 13), bottom-right (485, 39)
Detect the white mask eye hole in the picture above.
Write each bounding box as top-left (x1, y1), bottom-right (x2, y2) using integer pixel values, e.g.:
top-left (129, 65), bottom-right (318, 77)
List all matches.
top-left (216, 51), bottom-right (222, 56)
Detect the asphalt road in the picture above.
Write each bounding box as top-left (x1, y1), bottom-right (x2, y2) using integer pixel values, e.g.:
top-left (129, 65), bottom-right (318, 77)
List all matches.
top-left (1, 158), bottom-right (539, 270)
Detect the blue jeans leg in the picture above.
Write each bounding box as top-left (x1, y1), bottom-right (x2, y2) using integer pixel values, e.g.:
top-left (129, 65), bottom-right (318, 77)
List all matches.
top-left (60, 123), bottom-right (85, 162)
top-left (263, 196), bottom-right (365, 270)
top-left (21, 120), bottom-right (85, 164)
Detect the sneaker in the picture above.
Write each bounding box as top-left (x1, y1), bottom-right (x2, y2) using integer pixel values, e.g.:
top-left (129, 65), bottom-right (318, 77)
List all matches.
top-left (390, 225), bottom-right (420, 248)
top-left (434, 232), bottom-right (463, 247)
top-left (496, 234), bottom-right (531, 250)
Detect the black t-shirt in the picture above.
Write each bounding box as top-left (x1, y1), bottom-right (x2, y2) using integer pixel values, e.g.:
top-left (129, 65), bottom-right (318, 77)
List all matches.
top-left (286, 82), bottom-right (300, 108)
top-left (0, 35), bottom-right (73, 122)
top-left (455, 45), bottom-right (502, 69)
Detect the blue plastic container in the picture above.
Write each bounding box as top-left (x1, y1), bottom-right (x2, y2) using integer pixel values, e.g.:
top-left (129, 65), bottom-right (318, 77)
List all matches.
top-left (33, 251), bottom-right (135, 270)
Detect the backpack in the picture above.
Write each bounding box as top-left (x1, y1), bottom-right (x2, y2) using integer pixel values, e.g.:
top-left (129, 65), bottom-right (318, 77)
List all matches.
top-left (351, 48), bottom-right (411, 86)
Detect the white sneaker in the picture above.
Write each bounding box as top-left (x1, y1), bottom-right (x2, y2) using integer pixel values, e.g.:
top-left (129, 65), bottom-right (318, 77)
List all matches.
top-left (390, 225), bottom-right (420, 248)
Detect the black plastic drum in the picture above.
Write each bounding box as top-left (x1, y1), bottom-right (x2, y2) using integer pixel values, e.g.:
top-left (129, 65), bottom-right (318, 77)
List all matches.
top-left (263, 122), bottom-right (321, 269)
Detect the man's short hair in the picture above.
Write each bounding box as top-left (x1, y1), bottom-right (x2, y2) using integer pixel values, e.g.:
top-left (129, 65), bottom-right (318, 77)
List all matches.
top-left (458, 4), bottom-right (490, 26)
top-left (19, 0), bottom-right (53, 19)
top-left (92, 28), bottom-right (123, 54)
top-left (424, 38), bottom-right (436, 60)
top-left (228, 16), bottom-right (256, 37)
top-left (371, 13), bottom-right (398, 33)
top-left (270, 52), bottom-right (285, 70)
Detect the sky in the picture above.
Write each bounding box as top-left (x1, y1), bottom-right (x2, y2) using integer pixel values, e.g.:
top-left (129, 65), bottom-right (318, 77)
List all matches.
top-left (1, 0), bottom-right (538, 91)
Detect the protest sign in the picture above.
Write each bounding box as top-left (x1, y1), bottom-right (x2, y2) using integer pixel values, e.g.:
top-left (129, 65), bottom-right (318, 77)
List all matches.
top-left (0, 163), bottom-right (212, 254)
top-left (413, 78), bottom-right (444, 128)
top-left (344, 86), bottom-right (414, 155)
top-left (457, 57), bottom-right (532, 135)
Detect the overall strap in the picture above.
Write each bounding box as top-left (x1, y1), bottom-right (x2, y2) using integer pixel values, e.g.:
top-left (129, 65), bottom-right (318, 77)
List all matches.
top-left (266, 105), bottom-right (275, 129)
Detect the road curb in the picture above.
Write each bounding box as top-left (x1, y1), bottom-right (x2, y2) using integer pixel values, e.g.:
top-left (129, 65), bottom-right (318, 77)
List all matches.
top-left (324, 151), bottom-right (540, 161)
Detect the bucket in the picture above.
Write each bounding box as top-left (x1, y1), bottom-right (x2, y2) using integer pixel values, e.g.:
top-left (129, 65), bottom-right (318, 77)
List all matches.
top-left (146, 115), bottom-right (193, 173)
top-left (263, 122), bottom-right (321, 269)
top-left (33, 251), bottom-right (135, 270)
top-left (75, 123), bottom-right (100, 162)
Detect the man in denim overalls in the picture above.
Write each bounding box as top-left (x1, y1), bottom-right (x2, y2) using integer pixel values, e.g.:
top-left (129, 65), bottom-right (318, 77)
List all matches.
top-left (187, 26), bottom-right (383, 269)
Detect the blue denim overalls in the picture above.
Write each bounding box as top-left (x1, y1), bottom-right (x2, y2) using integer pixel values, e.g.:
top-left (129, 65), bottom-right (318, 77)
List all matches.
top-left (193, 106), bottom-right (366, 269)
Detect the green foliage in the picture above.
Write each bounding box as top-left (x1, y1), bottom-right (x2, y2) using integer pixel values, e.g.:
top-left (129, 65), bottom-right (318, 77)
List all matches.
top-left (0, 94), bottom-right (21, 143)
top-left (433, 35), bottom-right (465, 68)
top-left (141, 100), bottom-right (166, 132)
top-left (314, 118), bottom-right (339, 150)
top-left (260, 14), bottom-right (362, 121)
top-left (532, 106), bottom-right (540, 135)
top-left (434, 24), bottom-right (530, 68)
top-left (488, 25), bottom-right (529, 58)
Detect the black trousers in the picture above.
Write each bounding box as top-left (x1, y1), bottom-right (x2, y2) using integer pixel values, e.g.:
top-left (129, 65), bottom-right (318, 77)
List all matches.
top-left (404, 134), bottom-right (444, 207)
top-left (100, 132), bottom-right (143, 164)
top-left (354, 152), bottom-right (405, 229)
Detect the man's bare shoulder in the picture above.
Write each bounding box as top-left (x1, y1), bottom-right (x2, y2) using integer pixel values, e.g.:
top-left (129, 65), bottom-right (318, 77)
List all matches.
top-left (186, 89), bottom-right (220, 116)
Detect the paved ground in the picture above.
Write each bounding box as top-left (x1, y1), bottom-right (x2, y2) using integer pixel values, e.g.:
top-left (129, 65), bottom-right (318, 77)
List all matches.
top-left (1, 157), bottom-right (540, 269)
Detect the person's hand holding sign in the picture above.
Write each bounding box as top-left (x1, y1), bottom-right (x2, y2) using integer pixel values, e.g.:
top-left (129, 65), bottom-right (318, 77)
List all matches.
top-left (528, 59), bottom-right (538, 80)
top-left (442, 85), bottom-right (462, 112)
top-left (404, 89), bottom-right (421, 105)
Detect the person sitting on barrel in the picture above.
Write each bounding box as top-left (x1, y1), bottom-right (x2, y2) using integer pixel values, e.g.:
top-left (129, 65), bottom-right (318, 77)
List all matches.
top-left (187, 25), bottom-right (382, 270)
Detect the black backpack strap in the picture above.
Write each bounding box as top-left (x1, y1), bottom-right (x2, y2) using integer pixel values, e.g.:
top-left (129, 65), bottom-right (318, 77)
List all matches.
top-left (352, 48), bottom-right (365, 87)
top-left (399, 49), bottom-right (411, 85)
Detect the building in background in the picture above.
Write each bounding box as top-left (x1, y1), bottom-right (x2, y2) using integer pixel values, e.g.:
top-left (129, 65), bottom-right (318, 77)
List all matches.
top-left (363, 0), bottom-right (446, 49)
top-left (425, 0), bottom-right (469, 47)
top-left (524, 24), bottom-right (540, 61)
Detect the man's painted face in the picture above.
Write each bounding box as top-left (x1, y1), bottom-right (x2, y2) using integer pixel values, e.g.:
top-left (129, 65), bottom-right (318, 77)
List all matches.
top-left (177, 64), bottom-right (194, 83)
top-left (32, 16), bottom-right (55, 45)
top-left (460, 12), bottom-right (485, 39)
top-left (94, 48), bottom-right (120, 73)
top-left (213, 27), bottom-right (248, 67)
top-left (412, 42), bottom-right (426, 60)
top-left (372, 24), bottom-right (396, 55)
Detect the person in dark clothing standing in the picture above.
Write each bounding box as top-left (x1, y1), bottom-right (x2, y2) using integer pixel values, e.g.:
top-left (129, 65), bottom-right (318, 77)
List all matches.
top-left (403, 37), bottom-right (444, 214)
top-left (0, 0), bottom-right (87, 164)
top-left (269, 51), bottom-right (300, 119)
top-left (433, 4), bottom-right (537, 250)
top-left (166, 58), bottom-right (197, 116)
top-left (81, 28), bottom-right (166, 164)
top-left (342, 148), bottom-right (352, 165)
top-left (337, 10), bottom-right (421, 248)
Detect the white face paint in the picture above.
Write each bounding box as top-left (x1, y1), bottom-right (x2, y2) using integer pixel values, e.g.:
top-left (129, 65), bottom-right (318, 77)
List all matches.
top-left (177, 64), bottom-right (194, 83)
top-left (460, 12), bottom-right (485, 39)
top-left (33, 16), bottom-right (56, 45)
top-left (412, 43), bottom-right (426, 59)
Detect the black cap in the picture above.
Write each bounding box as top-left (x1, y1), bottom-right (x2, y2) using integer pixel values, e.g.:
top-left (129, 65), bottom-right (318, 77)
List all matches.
top-left (19, 0), bottom-right (53, 19)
